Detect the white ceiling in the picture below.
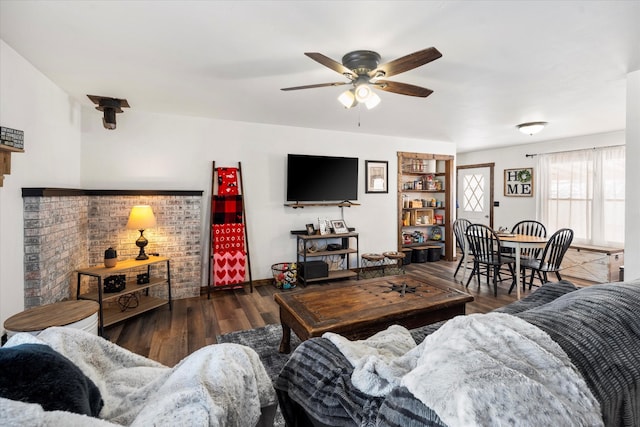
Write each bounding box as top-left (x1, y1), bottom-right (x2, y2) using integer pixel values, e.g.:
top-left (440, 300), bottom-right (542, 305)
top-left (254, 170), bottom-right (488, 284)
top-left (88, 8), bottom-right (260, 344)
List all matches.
top-left (1, 1), bottom-right (639, 153)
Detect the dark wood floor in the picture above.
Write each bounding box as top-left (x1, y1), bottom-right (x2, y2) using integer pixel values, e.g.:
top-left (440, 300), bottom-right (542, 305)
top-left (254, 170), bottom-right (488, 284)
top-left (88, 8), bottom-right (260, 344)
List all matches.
top-left (105, 259), bottom-right (596, 367)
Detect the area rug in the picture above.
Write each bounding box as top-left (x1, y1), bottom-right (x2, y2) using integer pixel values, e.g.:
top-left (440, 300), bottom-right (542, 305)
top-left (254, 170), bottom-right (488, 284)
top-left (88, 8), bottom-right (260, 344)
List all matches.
top-left (217, 324), bottom-right (300, 427)
top-left (217, 323), bottom-right (300, 383)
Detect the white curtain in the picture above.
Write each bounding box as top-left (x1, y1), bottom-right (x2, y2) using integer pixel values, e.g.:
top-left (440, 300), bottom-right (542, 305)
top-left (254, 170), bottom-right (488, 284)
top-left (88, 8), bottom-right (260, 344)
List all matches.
top-left (536, 146), bottom-right (625, 246)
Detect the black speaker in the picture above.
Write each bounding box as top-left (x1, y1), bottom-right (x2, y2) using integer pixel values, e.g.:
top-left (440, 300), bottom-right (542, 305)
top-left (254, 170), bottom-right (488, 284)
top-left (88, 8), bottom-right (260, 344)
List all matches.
top-left (298, 261), bottom-right (329, 280)
top-left (104, 275), bottom-right (126, 293)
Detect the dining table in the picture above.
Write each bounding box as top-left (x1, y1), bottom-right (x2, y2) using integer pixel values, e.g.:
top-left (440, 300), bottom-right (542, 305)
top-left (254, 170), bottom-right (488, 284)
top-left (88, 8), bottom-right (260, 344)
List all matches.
top-left (498, 234), bottom-right (548, 299)
top-left (463, 233), bottom-right (548, 300)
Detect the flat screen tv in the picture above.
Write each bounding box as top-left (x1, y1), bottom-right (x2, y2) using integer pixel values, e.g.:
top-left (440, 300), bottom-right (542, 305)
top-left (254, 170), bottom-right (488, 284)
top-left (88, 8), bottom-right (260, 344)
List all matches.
top-left (286, 154), bottom-right (358, 202)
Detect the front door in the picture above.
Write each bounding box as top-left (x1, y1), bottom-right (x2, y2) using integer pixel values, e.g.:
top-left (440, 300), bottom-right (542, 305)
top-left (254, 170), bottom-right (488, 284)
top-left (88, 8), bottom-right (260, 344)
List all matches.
top-left (456, 164), bottom-right (494, 228)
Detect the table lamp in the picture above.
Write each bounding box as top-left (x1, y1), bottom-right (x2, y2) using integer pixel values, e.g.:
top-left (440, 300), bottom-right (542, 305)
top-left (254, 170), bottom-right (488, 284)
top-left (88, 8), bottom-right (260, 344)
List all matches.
top-left (126, 205), bottom-right (157, 260)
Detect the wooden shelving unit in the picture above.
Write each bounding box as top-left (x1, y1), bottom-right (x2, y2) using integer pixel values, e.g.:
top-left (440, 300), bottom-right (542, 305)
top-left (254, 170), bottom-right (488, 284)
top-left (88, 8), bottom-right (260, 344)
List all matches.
top-left (295, 232), bottom-right (359, 284)
top-left (397, 152), bottom-right (455, 261)
top-left (0, 145), bottom-right (24, 187)
top-left (76, 257), bottom-right (171, 336)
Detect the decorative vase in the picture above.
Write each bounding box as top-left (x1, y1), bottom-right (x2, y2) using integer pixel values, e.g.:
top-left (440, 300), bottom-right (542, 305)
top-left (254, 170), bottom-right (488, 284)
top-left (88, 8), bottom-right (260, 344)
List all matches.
top-left (104, 247), bottom-right (118, 268)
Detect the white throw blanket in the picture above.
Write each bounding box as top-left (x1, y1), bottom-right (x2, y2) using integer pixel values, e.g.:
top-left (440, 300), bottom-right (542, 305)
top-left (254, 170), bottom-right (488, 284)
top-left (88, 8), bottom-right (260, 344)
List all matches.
top-left (1, 327), bottom-right (276, 426)
top-left (325, 313), bottom-right (603, 427)
top-left (324, 324), bottom-right (417, 396)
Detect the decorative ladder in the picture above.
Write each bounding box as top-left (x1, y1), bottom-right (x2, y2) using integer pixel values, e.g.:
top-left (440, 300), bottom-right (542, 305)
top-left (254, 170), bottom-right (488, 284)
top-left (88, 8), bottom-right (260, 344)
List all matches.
top-left (207, 161), bottom-right (253, 298)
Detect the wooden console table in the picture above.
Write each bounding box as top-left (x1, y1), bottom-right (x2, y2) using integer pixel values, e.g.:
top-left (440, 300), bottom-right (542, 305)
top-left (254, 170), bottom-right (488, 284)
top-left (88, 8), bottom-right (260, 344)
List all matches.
top-left (295, 232), bottom-right (359, 284)
top-left (76, 257), bottom-right (172, 337)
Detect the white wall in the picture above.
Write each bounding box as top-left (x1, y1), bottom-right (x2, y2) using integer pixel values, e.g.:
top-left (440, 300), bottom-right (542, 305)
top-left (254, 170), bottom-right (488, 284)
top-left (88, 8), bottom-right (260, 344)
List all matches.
top-left (457, 131), bottom-right (625, 231)
top-left (625, 70), bottom-right (640, 280)
top-left (80, 109), bottom-right (455, 286)
top-left (0, 40), bottom-right (82, 327)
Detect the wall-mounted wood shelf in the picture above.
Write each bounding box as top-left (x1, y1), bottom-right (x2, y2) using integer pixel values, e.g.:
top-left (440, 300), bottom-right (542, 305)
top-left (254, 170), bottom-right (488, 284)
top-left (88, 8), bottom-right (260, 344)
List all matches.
top-left (0, 145), bottom-right (24, 187)
top-left (285, 201), bottom-right (360, 209)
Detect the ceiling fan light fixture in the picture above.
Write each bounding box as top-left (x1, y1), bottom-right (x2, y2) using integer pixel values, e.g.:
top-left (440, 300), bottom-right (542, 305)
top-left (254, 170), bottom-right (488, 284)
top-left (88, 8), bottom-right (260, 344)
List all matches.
top-left (364, 91), bottom-right (381, 109)
top-left (283, 48), bottom-right (441, 110)
top-left (354, 84), bottom-right (372, 102)
top-left (338, 89), bottom-right (357, 109)
top-left (517, 121), bottom-right (547, 136)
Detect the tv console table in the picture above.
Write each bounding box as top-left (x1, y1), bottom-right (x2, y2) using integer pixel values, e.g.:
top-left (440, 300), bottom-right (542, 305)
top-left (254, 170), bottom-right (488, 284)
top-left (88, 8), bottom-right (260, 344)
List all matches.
top-left (294, 232), bottom-right (359, 285)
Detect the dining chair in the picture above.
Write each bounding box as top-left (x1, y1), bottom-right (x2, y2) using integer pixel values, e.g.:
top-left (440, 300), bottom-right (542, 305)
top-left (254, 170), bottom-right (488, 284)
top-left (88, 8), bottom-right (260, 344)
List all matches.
top-left (453, 218), bottom-right (472, 278)
top-left (511, 220), bottom-right (547, 259)
top-left (465, 223), bottom-right (516, 297)
top-left (520, 228), bottom-right (574, 289)
top-left (501, 220), bottom-right (547, 256)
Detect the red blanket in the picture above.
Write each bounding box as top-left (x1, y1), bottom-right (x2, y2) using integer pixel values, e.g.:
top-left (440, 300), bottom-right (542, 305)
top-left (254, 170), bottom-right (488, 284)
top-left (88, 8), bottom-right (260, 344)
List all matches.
top-left (212, 223), bottom-right (246, 286)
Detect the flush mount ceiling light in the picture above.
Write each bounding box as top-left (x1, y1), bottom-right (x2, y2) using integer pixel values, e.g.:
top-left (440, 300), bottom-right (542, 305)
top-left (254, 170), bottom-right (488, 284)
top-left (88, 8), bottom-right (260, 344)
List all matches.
top-left (517, 121), bottom-right (548, 136)
top-left (87, 95), bottom-right (130, 130)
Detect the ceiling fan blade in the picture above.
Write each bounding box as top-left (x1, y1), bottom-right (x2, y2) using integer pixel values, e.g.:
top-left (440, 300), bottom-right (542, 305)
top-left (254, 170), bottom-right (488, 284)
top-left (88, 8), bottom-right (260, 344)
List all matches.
top-left (370, 47), bottom-right (442, 78)
top-left (304, 52), bottom-right (357, 79)
top-left (281, 82), bottom-right (348, 91)
top-left (373, 80), bottom-right (434, 97)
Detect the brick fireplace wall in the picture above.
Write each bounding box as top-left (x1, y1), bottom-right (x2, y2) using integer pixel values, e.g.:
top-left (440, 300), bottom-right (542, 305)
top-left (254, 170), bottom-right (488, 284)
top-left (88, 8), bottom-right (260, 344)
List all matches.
top-left (23, 195), bottom-right (89, 307)
top-left (22, 189), bottom-right (203, 308)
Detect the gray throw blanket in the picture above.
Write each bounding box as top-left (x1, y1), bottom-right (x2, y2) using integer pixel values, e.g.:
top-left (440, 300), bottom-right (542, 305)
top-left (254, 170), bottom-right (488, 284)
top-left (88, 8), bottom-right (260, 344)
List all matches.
top-left (276, 280), bottom-right (640, 427)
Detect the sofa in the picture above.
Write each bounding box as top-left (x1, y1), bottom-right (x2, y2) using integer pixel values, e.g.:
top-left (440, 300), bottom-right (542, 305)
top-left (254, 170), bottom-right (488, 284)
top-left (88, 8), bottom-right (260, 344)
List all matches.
top-left (0, 327), bottom-right (277, 426)
top-left (275, 279), bottom-right (640, 426)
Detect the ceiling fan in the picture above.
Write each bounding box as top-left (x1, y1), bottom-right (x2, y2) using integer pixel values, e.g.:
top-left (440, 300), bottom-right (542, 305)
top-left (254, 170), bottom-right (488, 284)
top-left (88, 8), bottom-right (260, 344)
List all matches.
top-left (281, 47), bottom-right (442, 109)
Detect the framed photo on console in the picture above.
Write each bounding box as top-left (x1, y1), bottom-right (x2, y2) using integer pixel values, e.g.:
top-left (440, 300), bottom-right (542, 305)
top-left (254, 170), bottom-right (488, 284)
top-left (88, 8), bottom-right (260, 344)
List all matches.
top-left (305, 223), bottom-right (315, 235)
top-left (318, 219), bottom-right (330, 235)
top-left (365, 160), bottom-right (388, 193)
top-left (331, 220), bottom-right (349, 234)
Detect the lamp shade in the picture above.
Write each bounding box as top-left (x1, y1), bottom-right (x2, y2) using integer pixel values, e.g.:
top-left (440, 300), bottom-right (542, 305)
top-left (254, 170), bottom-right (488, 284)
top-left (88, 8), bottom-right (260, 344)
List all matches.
top-left (364, 91), bottom-right (381, 109)
top-left (126, 205), bottom-right (156, 230)
top-left (354, 84), bottom-right (372, 102)
top-left (338, 89), bottom-right (357, 108)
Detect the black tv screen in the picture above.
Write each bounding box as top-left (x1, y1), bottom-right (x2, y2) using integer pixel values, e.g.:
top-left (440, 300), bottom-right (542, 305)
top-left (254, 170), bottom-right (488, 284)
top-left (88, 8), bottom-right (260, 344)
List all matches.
top-left (286, 154), bottom-right (358, 202)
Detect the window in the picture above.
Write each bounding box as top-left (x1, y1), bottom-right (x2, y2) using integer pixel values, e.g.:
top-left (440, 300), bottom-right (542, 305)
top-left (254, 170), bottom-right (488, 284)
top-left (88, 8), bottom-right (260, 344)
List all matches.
top-left (463, 173), bottom-right (485, 212)
top-left (537, 146), bottom-right (625, 246)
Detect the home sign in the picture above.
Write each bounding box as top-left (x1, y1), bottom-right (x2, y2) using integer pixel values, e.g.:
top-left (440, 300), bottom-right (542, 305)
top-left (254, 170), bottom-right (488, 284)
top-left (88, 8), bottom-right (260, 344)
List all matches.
top-left (504, 168), bottom-right (533, 197)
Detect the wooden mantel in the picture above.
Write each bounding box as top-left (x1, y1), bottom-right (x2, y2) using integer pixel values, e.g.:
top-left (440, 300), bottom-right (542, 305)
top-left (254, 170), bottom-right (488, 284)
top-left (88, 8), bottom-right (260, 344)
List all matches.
top-left (21, 188), bottom-right (203, 197)
top-left (0, 145), bottom-right (24, 187)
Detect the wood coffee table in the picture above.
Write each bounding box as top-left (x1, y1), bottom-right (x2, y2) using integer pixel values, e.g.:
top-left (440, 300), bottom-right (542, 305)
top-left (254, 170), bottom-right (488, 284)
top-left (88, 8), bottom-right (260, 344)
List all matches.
top-left (274, 274), bottom-right (474, 353)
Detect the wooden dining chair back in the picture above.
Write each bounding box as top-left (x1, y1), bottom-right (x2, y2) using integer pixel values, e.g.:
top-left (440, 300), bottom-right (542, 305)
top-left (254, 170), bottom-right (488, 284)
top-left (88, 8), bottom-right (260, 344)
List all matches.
top-left (465, 223), bottom-right (516, 296)
top-left (521, 228), bottom-right (574, 289)
top-left (511, 220), bottom-right (547, 259)
top-left (453, 218), bottom-right (472, 278)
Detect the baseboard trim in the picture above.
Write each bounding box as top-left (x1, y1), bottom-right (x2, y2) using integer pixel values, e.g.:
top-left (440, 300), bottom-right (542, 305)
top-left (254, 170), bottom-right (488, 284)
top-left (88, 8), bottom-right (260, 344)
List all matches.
top-left (200, 278), bottom-right (273, 295)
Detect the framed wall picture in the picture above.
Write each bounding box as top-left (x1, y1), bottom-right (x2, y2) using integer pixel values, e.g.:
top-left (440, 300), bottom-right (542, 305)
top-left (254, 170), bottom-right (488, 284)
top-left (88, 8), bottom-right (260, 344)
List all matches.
top-left (365, 160), bottom-right (388, 193)
top-left (504, 168), bottom-right (533, 197)
top-left (330, 219), bottom-right (349, 234)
